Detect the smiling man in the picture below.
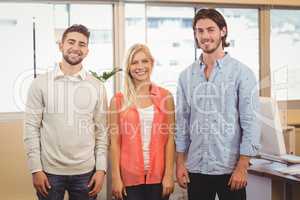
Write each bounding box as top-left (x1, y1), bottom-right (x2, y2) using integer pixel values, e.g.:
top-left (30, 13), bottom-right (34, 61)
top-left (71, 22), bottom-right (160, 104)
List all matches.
top-left (175, 9), bottom-right (261, 200)
top-left (24, 24), bottom-right (108, 200)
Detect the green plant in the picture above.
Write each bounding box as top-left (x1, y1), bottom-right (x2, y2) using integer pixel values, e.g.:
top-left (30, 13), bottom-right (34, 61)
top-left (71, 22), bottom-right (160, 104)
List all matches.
top-left (90, 68), bottom-right (122, 83)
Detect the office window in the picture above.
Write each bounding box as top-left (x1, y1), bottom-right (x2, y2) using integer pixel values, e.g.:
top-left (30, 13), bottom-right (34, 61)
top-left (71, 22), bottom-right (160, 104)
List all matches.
top-left (220, 8), bottom-right (259, 80)
top-left (0, 3), bottom-right (114, 112)
top-left (69, 5), bottom-right (113, 70)
top-left (271, 10), bottom-right (300, 100)
top-left (125, 5), bottom-right (259, 98)
top-left (147, 6), bottom-right (194, 96)
top-left (125, 5), bottom-right (194, 97)
top-left (0, 3), bottom-right (51, 112)
top-left (125, 4), bottom-right (146, 48)
top-left (69, 4), bottom-right (114, 99)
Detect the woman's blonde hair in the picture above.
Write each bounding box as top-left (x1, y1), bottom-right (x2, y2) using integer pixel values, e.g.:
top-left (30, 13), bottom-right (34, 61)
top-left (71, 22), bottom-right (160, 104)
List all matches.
top-left (123, 43), bottom-right (154, 108)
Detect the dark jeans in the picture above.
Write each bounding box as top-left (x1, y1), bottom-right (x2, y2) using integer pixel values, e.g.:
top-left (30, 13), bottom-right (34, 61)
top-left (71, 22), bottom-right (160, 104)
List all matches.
top-left (188, 173), bottom-right (246, 200)
top-left (37, 171), bottom-right (96, 200)
top-left (124, 183), bottom-right (169, 200)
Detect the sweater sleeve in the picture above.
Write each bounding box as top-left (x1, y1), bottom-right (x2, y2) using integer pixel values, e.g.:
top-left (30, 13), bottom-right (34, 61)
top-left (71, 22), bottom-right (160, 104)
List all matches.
top-left (94, 83), bottom-right (108, 172)
top-left (24, 78), bottom-right (44, 173)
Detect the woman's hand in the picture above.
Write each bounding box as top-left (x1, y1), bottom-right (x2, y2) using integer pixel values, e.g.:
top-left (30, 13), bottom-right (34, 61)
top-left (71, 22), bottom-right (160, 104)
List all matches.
top-left (112, 177), bottom-right (127, 200)
top-left (162, 174), bottom-right (174, 197)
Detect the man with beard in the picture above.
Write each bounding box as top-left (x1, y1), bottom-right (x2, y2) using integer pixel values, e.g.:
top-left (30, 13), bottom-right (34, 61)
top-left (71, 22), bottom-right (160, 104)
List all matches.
top-left (175, 9), bottom-right (261, 200)
top-left (24, 24), bottom-right (108, 200)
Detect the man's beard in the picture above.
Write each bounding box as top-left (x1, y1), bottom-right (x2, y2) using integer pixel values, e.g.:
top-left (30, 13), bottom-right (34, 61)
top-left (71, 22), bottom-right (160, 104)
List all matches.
top-left (63, 53), bottom-right (83, 66)
top-left (201, 37), bottom-right (222, 54)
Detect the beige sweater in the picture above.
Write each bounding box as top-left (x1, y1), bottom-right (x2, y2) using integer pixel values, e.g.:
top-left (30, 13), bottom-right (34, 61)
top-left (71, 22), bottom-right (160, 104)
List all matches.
top-left (24, 67), bottom-right (108, 175)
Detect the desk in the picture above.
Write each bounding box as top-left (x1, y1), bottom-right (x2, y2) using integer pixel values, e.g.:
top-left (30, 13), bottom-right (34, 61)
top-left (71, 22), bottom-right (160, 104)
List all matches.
top-left (247, 160), bottom-right (300, 200)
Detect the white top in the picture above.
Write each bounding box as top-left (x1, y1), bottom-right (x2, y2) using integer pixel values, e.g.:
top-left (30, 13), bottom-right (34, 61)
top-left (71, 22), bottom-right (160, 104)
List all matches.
top-left (137, 105), bottom-right (154, 171)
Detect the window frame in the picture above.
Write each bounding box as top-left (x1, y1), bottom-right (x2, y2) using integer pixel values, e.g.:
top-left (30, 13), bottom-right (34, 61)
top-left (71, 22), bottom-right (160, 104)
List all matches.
top-left (1, 0), bottom-right (300, 118)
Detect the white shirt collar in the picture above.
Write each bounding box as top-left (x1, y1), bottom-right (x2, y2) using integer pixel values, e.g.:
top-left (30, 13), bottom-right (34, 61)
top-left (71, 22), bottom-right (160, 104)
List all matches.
top-left (54, 64), bottom-right (87, 81)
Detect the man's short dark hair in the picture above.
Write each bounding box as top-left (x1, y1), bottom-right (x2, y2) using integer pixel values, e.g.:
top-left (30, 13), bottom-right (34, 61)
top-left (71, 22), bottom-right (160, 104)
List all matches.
top-left (61, 24), bottom-right (90, 43)
top-left (193, 8), bottom-right (230, 48)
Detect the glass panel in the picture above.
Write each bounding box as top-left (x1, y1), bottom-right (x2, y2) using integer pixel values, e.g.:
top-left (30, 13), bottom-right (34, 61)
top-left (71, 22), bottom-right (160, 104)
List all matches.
top-left (53, 5), bottom-right (69, 28)
top-left (70, 4), bottom-right (113, 69)
top-left (271, 9), bottom-right (300, 100)
top-left (125, 3), bottom-right (146, 49)
top-left (125, 5), bottom-right (195, 98)
top-left (53, 5), bottom-right (69, 63)
top-left (69, 4), bottom-right (114, 99)
top-left (125, 5), bottom-right (258, 99)
top-left (218, 8), bottom-right (259, 80)
top-left (0, 3), bottom-right (114, 111)
top-left (34, 5), bottom-right (57, 70)
top-left (0, 3), bottom-right (49, 112)
top-left (147, 6), bottom-right (194, 98)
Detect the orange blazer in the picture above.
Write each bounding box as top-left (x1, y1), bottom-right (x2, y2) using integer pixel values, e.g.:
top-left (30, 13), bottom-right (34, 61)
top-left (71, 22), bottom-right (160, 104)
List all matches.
top-left (114, 84), bottom-right (170, 187)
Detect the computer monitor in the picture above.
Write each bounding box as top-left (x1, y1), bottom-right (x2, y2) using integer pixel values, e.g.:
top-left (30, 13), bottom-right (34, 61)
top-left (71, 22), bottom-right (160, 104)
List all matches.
top-left (259, 97), bottom-right (286, 156)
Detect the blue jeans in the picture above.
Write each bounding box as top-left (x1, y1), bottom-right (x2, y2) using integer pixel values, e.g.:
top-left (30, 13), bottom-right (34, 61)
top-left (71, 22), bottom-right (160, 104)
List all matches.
top-left (37, 171), bottom-right (96, 200)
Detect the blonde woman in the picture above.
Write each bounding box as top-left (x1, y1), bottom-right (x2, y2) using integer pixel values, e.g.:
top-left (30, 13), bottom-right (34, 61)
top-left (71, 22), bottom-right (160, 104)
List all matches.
top-left (109, 44), bottom-right (175, 200)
